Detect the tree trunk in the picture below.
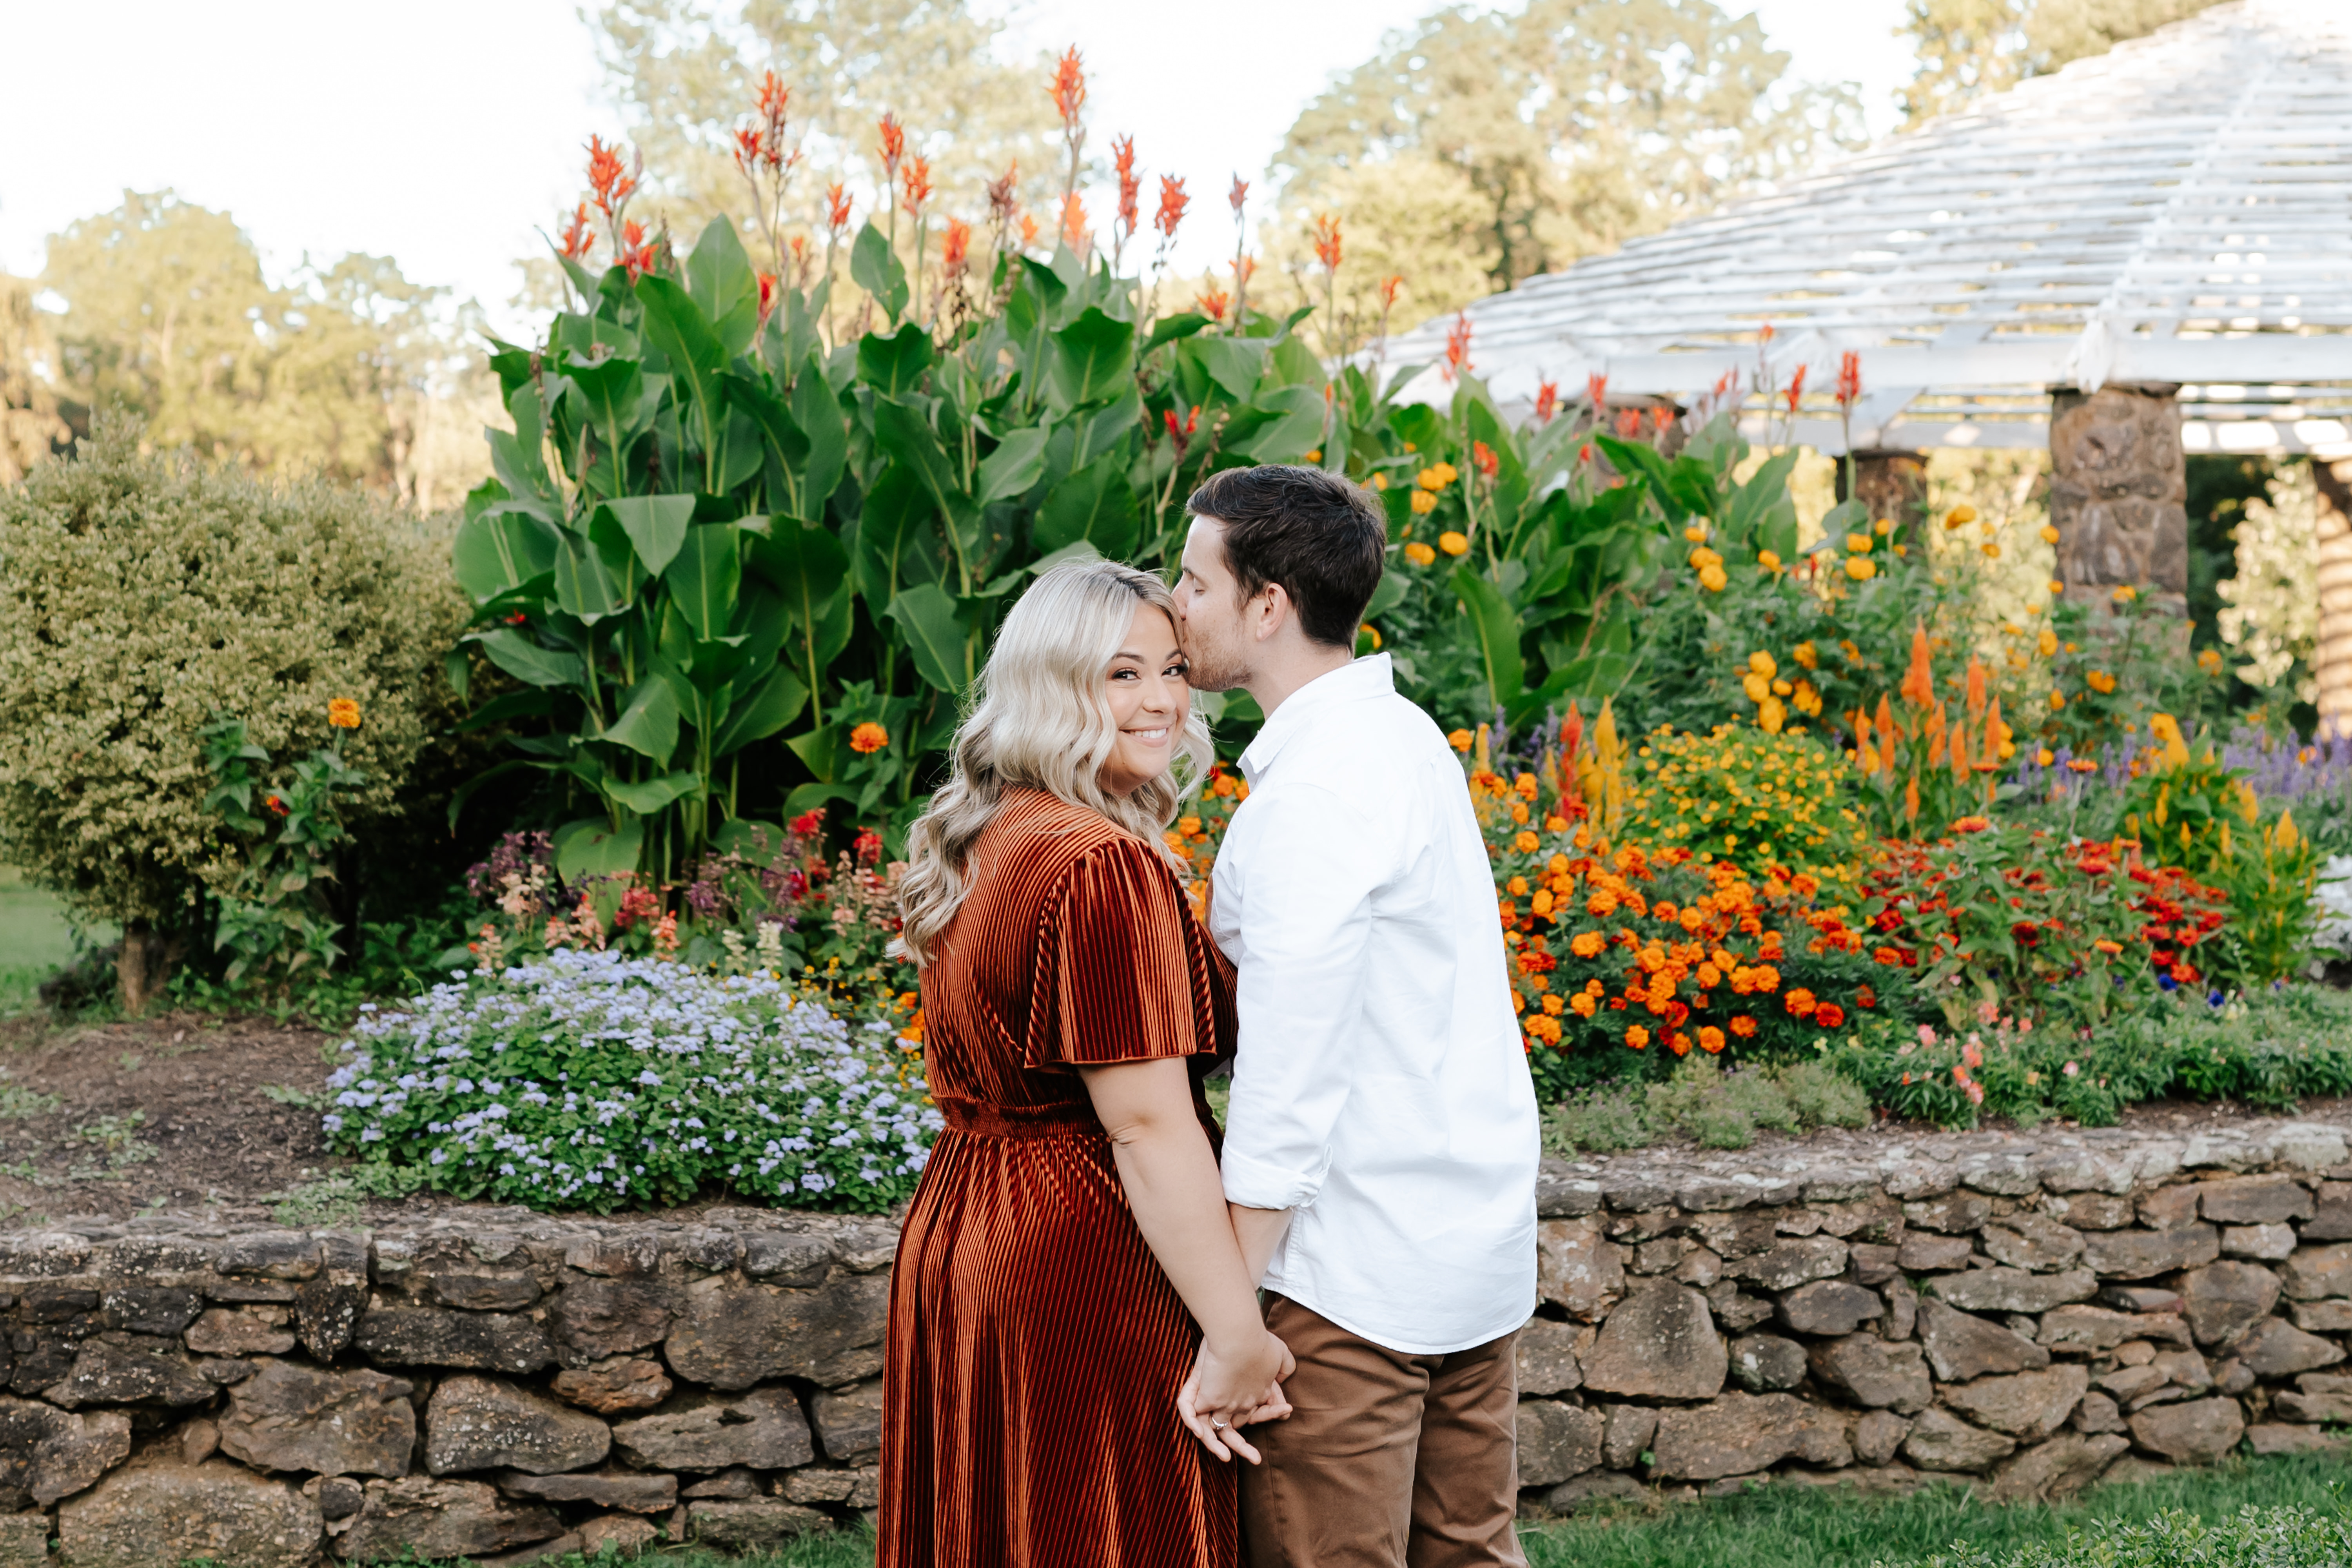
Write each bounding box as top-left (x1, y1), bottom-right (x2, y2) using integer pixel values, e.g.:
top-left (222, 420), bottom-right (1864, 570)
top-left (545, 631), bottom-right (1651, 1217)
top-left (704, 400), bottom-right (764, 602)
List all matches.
top-left (116, 921), bottom-right (171, 1017)
top-left (2314, 459), bottom-right (2352, 737)
top-left (1836, 449), bottom-right (1930, 544)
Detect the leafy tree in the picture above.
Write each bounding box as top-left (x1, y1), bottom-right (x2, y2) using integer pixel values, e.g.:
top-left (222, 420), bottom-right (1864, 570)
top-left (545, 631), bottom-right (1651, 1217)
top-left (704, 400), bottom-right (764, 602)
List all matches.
top-left (41, 191), bottom-right (485, 496)
top-left (588, 0), bottom-right (1063, 258)
top-left (1269, 0), bottom-right (1864, 324)
top-left (0, 275), bottom-right (70, 484)
top-left (1897, 0), bottom-right (2225, 125)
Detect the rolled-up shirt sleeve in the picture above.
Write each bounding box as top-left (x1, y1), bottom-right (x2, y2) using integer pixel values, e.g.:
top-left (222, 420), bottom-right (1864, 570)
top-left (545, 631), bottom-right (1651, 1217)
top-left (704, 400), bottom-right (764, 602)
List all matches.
top-left (1217, 780), bottom-right (1383, 1212)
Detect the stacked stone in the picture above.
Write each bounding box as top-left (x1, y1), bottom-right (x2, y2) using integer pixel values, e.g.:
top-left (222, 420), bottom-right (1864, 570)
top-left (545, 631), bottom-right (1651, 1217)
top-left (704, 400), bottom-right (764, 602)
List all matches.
top-left (1, 1113), bottom-right (2350, 1562)
top-left (1514, 1116), bottom-right (2352, 1515)
top-left (0, 1208), bottom-right (897, 1566)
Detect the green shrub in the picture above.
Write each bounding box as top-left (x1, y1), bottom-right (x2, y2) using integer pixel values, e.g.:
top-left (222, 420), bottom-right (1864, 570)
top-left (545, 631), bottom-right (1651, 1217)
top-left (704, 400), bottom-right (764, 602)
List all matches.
top-left (323, 949), bottom-right (938, 1212)
top-left (1543, 1056), bottom-right (1872, 1154)
top-left (0, 414), bottom-right (468, 1008)
top-left (1877, 1503), bottom-right (2352, 1568)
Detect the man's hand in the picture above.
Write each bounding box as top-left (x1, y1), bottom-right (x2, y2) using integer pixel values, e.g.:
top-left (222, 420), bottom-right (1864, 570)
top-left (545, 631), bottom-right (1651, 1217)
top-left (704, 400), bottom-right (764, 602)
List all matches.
top-left (1176, 1331), bottom-right (1295, 1463)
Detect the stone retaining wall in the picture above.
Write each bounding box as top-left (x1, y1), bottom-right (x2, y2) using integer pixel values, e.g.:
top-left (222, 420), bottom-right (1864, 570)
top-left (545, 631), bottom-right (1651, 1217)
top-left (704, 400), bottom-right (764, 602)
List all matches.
top-left (4, 1114), bottom-right (2352, 1563)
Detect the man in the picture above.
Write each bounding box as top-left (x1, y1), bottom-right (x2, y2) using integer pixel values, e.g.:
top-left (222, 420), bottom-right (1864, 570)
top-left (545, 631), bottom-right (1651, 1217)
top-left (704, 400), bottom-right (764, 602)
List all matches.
top-left (1173, 464), bottom-right (1540, 1567)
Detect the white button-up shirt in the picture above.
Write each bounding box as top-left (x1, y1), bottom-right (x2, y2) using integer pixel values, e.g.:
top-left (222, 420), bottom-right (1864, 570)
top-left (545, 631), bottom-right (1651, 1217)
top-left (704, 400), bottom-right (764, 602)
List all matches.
top-left (1210, 653), bottom-right (1539, 1355)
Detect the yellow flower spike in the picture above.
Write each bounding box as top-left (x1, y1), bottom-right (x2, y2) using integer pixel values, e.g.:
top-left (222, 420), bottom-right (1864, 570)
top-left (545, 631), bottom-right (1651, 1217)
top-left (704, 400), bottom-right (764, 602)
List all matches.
top-left (2279, 808), bottom-right (2299, 852)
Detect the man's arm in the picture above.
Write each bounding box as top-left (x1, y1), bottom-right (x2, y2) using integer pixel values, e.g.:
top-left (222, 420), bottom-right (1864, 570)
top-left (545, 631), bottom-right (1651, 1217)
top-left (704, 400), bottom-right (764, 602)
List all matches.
top-left (1218, 782), bottom-right (1381, 1216)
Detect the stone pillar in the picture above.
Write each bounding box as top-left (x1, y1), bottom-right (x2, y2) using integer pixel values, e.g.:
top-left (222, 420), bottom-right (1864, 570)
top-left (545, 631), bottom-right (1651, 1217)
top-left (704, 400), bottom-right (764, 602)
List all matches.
top-left (1835, 449), bottom-right (1930, 538)
top-left (2048, 384), bottom-right (2188, 614)
top-left (2312, 458), bottom-right (2352, 737)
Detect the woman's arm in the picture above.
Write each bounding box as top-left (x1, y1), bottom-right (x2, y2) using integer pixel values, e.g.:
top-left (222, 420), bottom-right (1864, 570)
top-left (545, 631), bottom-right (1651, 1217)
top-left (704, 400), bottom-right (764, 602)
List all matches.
top-left (1081, 1056), bottom-right (1293, 1463)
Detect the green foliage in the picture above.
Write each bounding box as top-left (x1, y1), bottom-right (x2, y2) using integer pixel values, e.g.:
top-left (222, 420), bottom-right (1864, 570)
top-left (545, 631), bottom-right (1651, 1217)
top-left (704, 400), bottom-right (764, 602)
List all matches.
top-left (263, 1163), bottom-right (429, 1228)
top-left (1898, 0), bottom-right (2230, 127)
top-left (200, 718), bottom-right (370, 989)
top-left (1543, 1057), bottom-right (1868, 1155)
top-left (0, 415), bottom-right (469, 939)
top-left (1627, 724), bottom-right (1871, 889)
top-left (323, 950), bottom-right (937, 1213)
top-left (1881, 1503), bottom-right (2352, 1568)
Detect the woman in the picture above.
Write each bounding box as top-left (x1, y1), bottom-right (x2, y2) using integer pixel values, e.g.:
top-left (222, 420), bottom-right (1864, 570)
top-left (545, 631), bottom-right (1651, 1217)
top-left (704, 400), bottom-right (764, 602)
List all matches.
top-left (880, 558), bottom-right (1292, 1567)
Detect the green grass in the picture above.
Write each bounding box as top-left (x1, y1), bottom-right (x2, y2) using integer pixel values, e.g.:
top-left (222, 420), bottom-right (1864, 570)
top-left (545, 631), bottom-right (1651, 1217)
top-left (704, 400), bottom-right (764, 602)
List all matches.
top-left (0, 866), bottom-right (108, 1015)
top-left (383, 1455), bottom-right (2350, 1568)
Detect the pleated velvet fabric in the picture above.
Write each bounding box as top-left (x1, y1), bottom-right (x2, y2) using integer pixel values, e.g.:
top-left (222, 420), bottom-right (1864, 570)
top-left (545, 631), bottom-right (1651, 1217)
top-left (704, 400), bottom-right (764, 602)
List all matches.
top-left (879, 787), bottom-right (1239, 1568)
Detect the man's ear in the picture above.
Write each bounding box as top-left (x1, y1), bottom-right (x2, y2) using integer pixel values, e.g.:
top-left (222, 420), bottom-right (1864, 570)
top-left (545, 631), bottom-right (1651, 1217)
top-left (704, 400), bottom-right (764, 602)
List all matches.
top-left (1249, 582), bottom-right (1293, 644)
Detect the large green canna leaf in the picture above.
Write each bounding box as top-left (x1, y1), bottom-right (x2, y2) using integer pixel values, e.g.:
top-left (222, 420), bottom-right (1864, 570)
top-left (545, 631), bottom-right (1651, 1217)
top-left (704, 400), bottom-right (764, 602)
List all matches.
top-left (664, 524), bottom-right (742, 641)
top-left (1451, 566), bottom-right (1526, 713)
top-left (1228, 383), bottom-right (1326, 463)
top-left (886, 583), bottom-right (970, 692)
top-left (604, 771), bottom-right (704, 813)
top-left (603, 677), bottom-right (682, 764)
top-left (747, 517), bottom-right (850, 625)
top-left (474, 628), bottom-right (584, 689)
top-left (857, 323), bottom-right (933, 397)
top-left (852, 465), bottom-right (945, 609)
top-left (635, 275), bottom-right (730, 469)
top-left (1195, 336), bottom-right (1269, 403)
top-left (1049, 308), bottom-right (1135, 408)
top-left (849, 221), bottom-right (910, 321)
top-left (452, 510), bottom-right (559, 603)
top-left (871, 397), bottom-right (979, 558)
top-left (684, 217), bottom-right (760, 357)
top-left (974, 426), bottom-right (1050, 506)
top-left (711, 666), bottom-right (809, 756)
top-left (789, 354), bottom-right (849, 518)
top-left (1076, 379), bottom-right (1143, 468)
top-left (554, 816), bottom-right (644, 881)
top-left (599, 495), bottom-right (696, 575)
top-left (562, 352), bottom-right (645, 496)
top-left (1032, 457), bottom-right (1141, 560)
top-left (553, 531), bottom-right (632, 624)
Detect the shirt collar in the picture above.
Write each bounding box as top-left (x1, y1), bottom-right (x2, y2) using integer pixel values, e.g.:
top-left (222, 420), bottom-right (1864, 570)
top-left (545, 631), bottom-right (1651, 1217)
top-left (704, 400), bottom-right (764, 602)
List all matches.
top-left (1238, 653), bottom-right (1395, 785)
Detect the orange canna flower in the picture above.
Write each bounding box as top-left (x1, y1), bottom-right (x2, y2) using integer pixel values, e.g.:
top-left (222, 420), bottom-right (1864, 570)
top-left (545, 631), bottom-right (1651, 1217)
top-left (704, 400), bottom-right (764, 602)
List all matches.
top-left (1615, 408), bottom-right (1643, 438)
top-left (876, 113), bottom-right (906, 176)
top-left (1229, 173), bottom-right (1249, 214)
top-left (1835, 349), bottom-right (1861, 408)
top-left (1312, 212), bottom-right (1342, 273)
top-left (584, 134), bottom-right (639, 218)
top-left (942, 218), bottom-right (971, 272)
top-left (1196, 286), bottom-right (1229, 321)
top-left (1535, 380), bottom-right (1559, 423)
top-left (1443, 312), bottom-right (1473, 381)
top-left (1111, 134), bottom-right (1140, 233)
top-left (1155, 175), bottom-right (1189, 239)
top-left (900, 155), bottom-right (933, 215)
top-left (1471, 441), bottom-right (1499, 482)
top-left (1785, 363), bottom-right (1807, 414)
top-left (1049, 46), bottom-right (1086, 127)
top-left (849, 722), bottom-right (890, 754)
top-left (1060, 192), bottom-right (1088, 250)
top-left (825, 181), bottom-right (852, 231)
top-left (1380, 274), bottom-right (1404, 309)
top-left (558, 202), bottom-right (595, 260)
top-left (1587, 372), bottom-right (1608, 410)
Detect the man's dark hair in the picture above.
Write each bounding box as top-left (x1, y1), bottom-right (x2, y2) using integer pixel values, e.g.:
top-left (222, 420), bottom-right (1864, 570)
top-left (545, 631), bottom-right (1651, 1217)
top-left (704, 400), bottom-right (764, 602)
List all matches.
top-left (1187, 465), bottom-right (1387, 648)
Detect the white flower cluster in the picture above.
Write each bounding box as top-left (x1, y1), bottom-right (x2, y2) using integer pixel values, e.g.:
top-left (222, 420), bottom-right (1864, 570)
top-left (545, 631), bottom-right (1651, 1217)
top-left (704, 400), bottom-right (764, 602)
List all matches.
top-left (324, 949), bottom-right (938, 1213)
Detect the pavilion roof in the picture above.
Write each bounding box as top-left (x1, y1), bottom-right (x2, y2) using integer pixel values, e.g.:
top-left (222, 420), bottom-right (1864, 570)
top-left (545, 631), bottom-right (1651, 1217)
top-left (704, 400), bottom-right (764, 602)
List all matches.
top-left (1384, 0), bottom-right (2352, 456)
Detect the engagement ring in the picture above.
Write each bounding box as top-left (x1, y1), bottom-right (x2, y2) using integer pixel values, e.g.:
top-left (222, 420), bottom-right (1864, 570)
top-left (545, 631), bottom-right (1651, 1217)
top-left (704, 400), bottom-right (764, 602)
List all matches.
top-left (1211, 1419), bottom-right (1226, 1431)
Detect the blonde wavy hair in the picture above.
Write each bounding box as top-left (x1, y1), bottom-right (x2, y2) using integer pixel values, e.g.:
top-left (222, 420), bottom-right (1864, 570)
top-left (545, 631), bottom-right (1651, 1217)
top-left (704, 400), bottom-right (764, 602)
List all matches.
top-left (895, 557), bottom-right (1212, 967)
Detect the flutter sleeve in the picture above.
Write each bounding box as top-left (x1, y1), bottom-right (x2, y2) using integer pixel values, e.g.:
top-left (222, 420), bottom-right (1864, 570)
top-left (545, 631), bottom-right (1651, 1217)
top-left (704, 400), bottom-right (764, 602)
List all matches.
top-left (1023, 833), bottom-right (1219, 1070)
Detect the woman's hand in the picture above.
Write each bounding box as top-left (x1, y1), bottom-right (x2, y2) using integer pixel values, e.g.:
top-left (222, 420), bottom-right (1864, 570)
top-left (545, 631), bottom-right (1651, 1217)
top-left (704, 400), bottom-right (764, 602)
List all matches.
top-left (1176, 1329), bottom-right (1294, 1463)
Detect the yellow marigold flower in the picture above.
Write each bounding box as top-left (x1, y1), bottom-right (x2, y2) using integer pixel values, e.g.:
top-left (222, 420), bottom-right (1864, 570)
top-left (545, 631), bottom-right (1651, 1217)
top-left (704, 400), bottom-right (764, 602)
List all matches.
top-left (2040, 524), bottom-right (2060, 544)
top-left (1844, 556), bottom-right (1876, 582)
top-left (1945, 504), bottom-right (1977, 529)
top-left (1893, 543), bottom-right (1908, 557)
top-left (1439, 531), bottom-right (1471, 556)
top-left (2087, 669), bottom-right (2116, 694)
top-left (1178, 816), bottom-right (1201, 836)
top-left (1409, 488), bottom-right (1438, 514)
top-left (1305, 448), bottom-right (1321, 463)
top-left (1980, 541), bottom-right (2000, 559)
top-left (1770, 678), bottom-right (1792, 697)
top-left (2198, 647), bottom-right (2224, 676)
top-left (1570, 992), bottom-right (1597, 1018)
top-left (1699, 564), bottom-right (1728, 592)
top-left (2049, 690), bottom-right (2066, 710)
top-left (1688, 546), bottom-right (1723, 570)
top-left (1757, 549), bottom-right (1782, 572)
top-left (1684, 524), bottom-right (1710, 543)
top-left (327, 697), bottom-right (362, 730)
top-left (1845, 532), bottom-right (1871, 554)
top-left (849, 721), bottom-right (890, 753)
top-left (2112, 584), bottom-right (2138, 604)
top-left (1792, 641), bottom-right (1817, 669)
top-left (1361, 624), bottom-right (1382, 649)
top-left (1531, 889), bottom-right (1554, 916)
top-left (2049, 579), bottom-right (2065, 595)
top-left (1416, 463), bottom-right (1457, 492)
top-left (1876, 517), bottom-right (1895, 537)
top-left (1405, 540), bottom-right (1437, 566)
top-left (1371, 472), bottom-right (1389, 490)
top-left (1758, 695), bottom-right (1786, 734)
top-left (1514, 829), bottom-right (1541, 853)
top-left (2038, 627), bottom-right (2058, 657)
top-left (2036, 748), bottom-right (2054, 766)
top-left (1747, 651), bottom-right (1777, 679)
top-left (1742, 672), bottom-right (1769, 703)
top-left (1507, 876), bottom-right (1529, 897)
top-left (1792, 679), bottom-right (1821, 716)
top-left (1448, 728), bottom-right (1474, 752)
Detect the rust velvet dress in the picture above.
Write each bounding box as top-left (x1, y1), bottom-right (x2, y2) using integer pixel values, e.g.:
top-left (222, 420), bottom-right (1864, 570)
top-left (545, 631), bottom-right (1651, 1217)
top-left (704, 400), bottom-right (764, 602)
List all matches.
top-left (879, 787), bottom-right (1238, 1568)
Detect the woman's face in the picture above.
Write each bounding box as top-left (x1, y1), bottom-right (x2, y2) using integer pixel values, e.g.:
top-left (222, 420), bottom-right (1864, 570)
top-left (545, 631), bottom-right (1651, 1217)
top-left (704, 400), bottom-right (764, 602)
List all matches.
top-left (1098, 603), bottom-right (1190, 797)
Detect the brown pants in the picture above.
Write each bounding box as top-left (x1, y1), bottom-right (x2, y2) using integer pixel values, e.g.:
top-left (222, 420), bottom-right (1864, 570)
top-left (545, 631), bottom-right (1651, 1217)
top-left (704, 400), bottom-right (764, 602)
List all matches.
top-left (1241, 1295), bottom-right (1526, 1568)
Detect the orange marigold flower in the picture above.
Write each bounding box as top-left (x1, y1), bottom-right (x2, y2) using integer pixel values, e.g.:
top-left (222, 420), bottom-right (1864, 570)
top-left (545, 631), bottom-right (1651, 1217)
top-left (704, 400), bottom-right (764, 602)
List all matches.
top-left (1570, 993), bottom-right (1597, 1018)
top-left (1730, 1014), bottom-right (1757, 1038)
top-left (1514, 830), bottom-right (1541, 853)
top-left (1570, 931), bottom-right (1606, 959)
top-left (327, 697), bottom-right (361, 730)
top-left (2093, 938), bottom-right (2124, 955)
top-left (849, 722), bottom-right (890, 754)
top-left (1624, 1025), bottom-right (1650, 1050)
top-left (1697, 1025), bottom-right (1726, 1054)
top-left (1814, 1002), bottom-right (1846, 1028)
top-left (1784, 987), bottom-right (1818, 1017)
top-left (1668, 1031), bottom-right (1692, 1056)
top-left (1873, 946), bottom-right (1904, 966)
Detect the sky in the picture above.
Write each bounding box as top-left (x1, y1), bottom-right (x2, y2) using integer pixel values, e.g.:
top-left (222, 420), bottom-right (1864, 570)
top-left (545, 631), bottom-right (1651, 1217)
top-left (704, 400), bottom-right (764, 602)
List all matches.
top-left (0, 0), bottom-right (1916, 342)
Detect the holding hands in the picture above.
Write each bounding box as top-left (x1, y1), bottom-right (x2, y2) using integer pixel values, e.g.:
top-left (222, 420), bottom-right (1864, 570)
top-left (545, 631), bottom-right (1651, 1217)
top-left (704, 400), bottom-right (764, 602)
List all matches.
top-left (1178, 1329), bottom-right (1294, 1464)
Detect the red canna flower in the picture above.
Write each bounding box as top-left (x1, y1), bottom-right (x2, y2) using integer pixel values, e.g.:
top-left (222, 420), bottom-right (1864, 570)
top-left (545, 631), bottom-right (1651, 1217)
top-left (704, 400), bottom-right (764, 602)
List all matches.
top-left (1059, 191), bottom-right (1087, 250)
top-left (876, 113), bottom-right (905, 178)
top-left (618, 219), bottom-right (657, 279)
top-left (1312, 212), bottom-right (1342, 273)
top-left (757, 272), bottom-right (778, 326)
top-left (1229, 174), bottom-right (1249, 214)
top-left (265, 794), bottom-right (288, 817)
top-left (790, 809), bottom-right (826, 837)
top-left (1154, 175), bottom-right (1189, 240)
top-left (1111, 134), bottom-right (1140, 234)
top-left (732, 125), bottom-right (764, 173)
top-left (1442, 311), bottom-right (1473, 381)
top-left (584, 134), bottom-right (639, 219)
top-left (825, 181), bottom-right (852, 232)
top-left (900, 155), bottom-right (932, 216)
top-left (942, 217), bottom-right (971, 272)
top-left (1232, 254), bottom-right (1255, 288)
top-left (1587, 372), bottom-right (1608, 411)
top-left (854, 828), bottom-right (885, 866)
top-left (1196, 287), bottom-right (1229, 321)
top-left (1163, 404), bottom-right (1201, 456)
top-left (1471, 440), bottom-right (1499, 482)
top-left (1615, 408), bottom-right (1643, 438)
top-left (1836, 349), bottom-right (1862, 408)
top-left (1650, 405), bottom-right (1673, 433)
top-left (1049, 46), bottom-right (1086, 127)
top-left (1785, 362), bottom-right (1807, 414)
top-left (1380, 274), bottom-right (1404, 309)
top-left (1535, 380), bottom-right (1559, 423)
top-left (558, 202), bottom-right (595, 260)
top-left (1759, 321), bottom-right (1775, 345)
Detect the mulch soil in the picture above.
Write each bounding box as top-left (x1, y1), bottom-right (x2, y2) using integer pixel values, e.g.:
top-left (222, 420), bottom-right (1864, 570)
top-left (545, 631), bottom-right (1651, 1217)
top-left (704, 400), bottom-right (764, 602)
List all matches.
top-left (0, 1006), bottom-right (2343, 1228)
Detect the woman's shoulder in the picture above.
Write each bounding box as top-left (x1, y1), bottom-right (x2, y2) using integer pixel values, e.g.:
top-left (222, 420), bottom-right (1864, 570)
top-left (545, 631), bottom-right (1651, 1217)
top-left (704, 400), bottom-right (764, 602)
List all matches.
top-left (989, 789), bottom-right (1174, 893)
